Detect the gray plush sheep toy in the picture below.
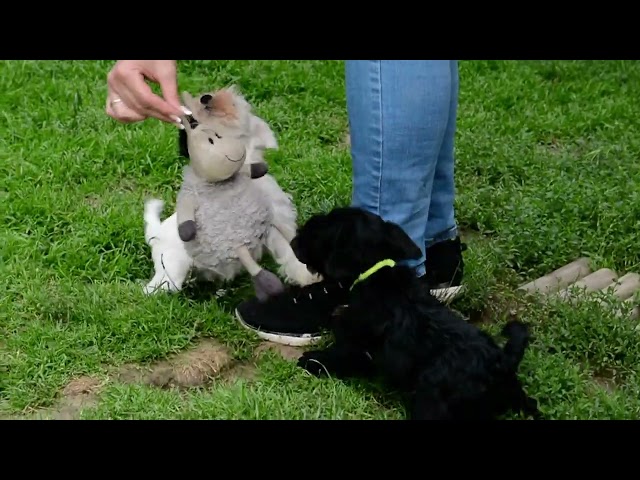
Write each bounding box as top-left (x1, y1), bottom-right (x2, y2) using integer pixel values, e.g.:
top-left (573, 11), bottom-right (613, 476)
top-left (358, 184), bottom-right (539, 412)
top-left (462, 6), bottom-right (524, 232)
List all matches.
top-left (175, 85), bottom-right (310, 301)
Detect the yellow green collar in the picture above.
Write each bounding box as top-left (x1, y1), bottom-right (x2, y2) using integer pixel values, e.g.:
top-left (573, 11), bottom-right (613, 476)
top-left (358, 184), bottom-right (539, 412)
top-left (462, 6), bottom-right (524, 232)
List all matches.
top-left (350, 259), bottom-right (397, 291)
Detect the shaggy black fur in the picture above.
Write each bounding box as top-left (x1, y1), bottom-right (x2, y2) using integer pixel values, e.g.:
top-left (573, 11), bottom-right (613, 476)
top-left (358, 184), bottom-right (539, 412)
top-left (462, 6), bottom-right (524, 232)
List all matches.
top-left (291, 206), bottom-right (541, 420)
top-left (179, 125), bottom-right (191, 158)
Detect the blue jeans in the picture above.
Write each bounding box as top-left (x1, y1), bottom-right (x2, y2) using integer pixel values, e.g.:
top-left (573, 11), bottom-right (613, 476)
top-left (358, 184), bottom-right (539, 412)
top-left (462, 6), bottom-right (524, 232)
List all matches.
top-left (346, 60), bottom-right (459, 276)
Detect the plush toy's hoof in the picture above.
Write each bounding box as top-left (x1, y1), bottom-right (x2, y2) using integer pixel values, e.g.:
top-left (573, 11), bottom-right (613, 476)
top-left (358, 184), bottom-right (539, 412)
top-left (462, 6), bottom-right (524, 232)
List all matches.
top-left (178, 220), bottom-right (197, 242)
top-left (253, 269), bottom-right (285, 301)
top-left (250, 162), bottom-right (269, 179)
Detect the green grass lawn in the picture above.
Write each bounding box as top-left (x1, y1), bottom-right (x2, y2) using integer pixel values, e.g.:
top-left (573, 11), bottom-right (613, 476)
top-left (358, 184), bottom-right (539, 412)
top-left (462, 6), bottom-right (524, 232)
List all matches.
top-left (2, 60), bottom-right (640, 420)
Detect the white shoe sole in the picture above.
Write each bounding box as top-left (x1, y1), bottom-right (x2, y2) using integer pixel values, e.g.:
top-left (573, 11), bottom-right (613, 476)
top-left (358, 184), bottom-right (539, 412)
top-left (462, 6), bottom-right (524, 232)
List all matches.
top-left (431, 285), bottom-right (465, 304)
top-left (235, 308), bottom-right (324, 347)
top-left (235, 285), bottom-right (466, 347)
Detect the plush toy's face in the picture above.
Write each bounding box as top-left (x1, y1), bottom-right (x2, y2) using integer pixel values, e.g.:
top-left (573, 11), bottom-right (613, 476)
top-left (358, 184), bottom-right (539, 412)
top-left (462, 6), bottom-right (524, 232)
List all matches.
top-left (180, 87), bottom-right (252, 182)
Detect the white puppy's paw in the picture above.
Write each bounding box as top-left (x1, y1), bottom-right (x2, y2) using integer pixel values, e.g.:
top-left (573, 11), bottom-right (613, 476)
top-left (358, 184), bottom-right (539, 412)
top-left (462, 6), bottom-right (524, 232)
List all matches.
top-left (144, 198), bottom-right (165, 216)
top-left (143, 278), bottom-right (174, 295)
top-left (303, 270), bottom-right (323, 285)
top-left (282, 261), bottom-right (323, 286)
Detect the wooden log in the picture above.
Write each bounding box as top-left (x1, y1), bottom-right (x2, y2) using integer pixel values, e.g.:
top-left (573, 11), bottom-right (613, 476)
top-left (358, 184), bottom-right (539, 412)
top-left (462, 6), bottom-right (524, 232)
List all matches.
top-left (519, 257), bottom-right (591, 295)
top-left (624, 296), bottom-right (639, 320)
top-left (556, 268), bottom-right (618, 301)
top-left (606, 272), bottom-right (640, 301)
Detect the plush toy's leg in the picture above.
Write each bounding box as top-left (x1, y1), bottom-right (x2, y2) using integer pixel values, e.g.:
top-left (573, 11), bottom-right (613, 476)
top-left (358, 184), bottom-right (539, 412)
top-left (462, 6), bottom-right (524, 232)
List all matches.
top-left (266, 227), bottom-right (321, 286)
top-left (236, 245), bottom-right (285, 301)
top-left (176, 194), bottom-right (197, 242)
top-left (272, 220), bottom-right (297, 244)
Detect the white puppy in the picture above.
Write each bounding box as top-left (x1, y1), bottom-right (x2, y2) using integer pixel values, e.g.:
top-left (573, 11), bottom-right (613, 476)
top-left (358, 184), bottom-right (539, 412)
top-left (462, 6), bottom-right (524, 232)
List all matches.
top-left (142, 114), bottom-right (319, 295)
top-left (142, 198), bottom-right (193, 294)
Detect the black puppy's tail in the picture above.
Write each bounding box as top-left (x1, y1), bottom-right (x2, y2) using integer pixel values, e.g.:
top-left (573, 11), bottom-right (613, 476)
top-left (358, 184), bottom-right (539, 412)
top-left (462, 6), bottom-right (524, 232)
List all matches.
top-left (501, 321), bottom-right (532, 372)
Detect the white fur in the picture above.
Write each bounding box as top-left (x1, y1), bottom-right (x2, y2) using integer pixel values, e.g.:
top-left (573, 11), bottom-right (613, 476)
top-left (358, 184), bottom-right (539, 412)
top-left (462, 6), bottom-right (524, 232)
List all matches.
top-left (143, 114), bottom-right (319, 295)
top-left (142, 199), bottom-right (193, 294)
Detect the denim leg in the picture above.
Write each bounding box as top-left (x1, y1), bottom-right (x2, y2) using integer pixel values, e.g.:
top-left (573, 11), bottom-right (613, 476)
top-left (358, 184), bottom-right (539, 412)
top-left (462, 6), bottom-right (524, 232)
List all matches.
top-left (346, 60), bottom-right (454, 275)
top-left (425, 60), bottom-right (459, 248)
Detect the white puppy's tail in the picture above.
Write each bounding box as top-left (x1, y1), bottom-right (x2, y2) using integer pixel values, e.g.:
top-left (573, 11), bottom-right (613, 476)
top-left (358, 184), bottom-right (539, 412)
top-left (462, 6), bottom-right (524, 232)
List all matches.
top-left (144, 198), bottom-right (165, 245)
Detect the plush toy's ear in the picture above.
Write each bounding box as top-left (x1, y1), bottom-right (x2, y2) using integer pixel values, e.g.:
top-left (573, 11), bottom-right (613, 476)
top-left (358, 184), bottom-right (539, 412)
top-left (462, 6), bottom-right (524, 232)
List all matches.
top-left (250, 115), bottom-right (278, 150)
top-left (180, 91), bottom-right (197, 113)
top-left (226, 84), bottom-right (242, 97)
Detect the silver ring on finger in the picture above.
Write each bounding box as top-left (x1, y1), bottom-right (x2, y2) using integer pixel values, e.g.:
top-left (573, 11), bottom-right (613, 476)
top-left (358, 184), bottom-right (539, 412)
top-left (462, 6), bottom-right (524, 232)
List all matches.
top-left (110, 98), bottom-right (123, 108)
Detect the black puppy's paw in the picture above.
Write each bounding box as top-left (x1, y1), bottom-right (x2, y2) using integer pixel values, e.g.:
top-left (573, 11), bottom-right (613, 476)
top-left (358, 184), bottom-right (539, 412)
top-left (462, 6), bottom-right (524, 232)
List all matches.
top-left (178, 220), bottom-right (197, 242)
top-left (250, 162), bottom-right (269, 179)
top-left (297, 351), bottom-right (329, 377)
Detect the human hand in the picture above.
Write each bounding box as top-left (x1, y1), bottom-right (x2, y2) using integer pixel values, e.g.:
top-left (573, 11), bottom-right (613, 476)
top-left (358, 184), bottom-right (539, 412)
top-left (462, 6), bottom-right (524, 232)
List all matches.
top-left (105, 60), bottom-right (188, 128)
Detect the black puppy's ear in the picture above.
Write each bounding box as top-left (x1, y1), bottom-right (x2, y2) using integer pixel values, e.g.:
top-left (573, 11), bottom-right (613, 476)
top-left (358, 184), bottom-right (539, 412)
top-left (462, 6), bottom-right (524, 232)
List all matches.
top-left (320, 223), bottom-right (359, 281)
top-left (383, 221), bottom-right (422, 260)
top-left (323, 249), bottom-right (356, 281)
top-left (178, 128), bottom-right (189, 158)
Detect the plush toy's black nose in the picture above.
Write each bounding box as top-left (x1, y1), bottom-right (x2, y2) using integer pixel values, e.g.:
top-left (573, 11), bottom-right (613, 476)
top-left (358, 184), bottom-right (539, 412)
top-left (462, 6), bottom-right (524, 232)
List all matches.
top-left (200, 94), bottom-right (212, 104)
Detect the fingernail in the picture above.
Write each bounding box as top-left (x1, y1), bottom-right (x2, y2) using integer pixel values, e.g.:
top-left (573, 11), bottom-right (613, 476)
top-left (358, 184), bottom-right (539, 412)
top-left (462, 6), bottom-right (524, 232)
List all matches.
top-left (173, 116), bottom-right (184, 129)
top-left (181, 106), bottom-right (192, 115)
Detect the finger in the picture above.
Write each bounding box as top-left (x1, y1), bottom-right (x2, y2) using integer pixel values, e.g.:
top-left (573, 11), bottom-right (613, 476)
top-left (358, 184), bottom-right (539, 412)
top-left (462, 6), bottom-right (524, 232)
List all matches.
top-left (157, 73), bottom-right (182, 112)
top-left (105, 94), bottom-right (146, 123)
top-left (122, 74), bottom-right (184, 124)
top-left (108, 101), bottom-right (146, 123)
top-left (111, 97), bottom-right (183, 128)
top-left (118, 86), bottom-right (182, 127)
top-left (107, 65), bottom-right (183, 127)
top-left (106, 72), bottom-right (148, 122)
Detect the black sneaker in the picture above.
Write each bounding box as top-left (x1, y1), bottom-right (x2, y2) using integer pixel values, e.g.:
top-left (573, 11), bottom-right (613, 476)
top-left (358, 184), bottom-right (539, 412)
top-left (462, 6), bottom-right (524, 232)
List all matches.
top-left (422, 236), bottom-right (467, 303)
top-left (236, 237), bottom-right (468, 345)
top-left (235, 280), bottom-right (349, 346)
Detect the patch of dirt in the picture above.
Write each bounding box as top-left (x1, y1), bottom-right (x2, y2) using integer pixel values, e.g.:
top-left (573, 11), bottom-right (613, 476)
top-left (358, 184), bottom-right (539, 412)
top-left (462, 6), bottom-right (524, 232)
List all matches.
top-left (7, 339), bottom-right (293, 420)
top-left (591, 367), bottom-right (619, 394)
top-left (114, 339), bottom-right (235, 389)
top-left (54, 376), bottom-right (103, 419)
top-left (458, 226), bottom-right (488, 241)
top-left (219, 362), bottom-right (259, 384)
top-left (117, 179), bottom-right (138, 193)
top-left (62, 376), bottom-right (103, 397)
top-left (254, 342), bottom-right (303, 361)
top-left (14, 376), bottom-right (105, 420)
top-left (592, 376), bottom-right (616, 393)
top-left (536, 137), bottom-right (563, 155)
top-left (465, 294), bottom-right (524, 325)
top-left (466, 307), bottom-right (491, 324)
top-left (84, 179), bottom-right (138, 209)
top-left (111, 338), bottom-right (263, 390)
top-left (85, 193), bottom-right (101, 208)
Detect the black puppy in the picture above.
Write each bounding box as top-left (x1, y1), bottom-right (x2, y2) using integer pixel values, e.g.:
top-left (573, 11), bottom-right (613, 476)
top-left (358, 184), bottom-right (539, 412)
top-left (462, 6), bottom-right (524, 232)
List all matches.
top-left (291, 207), bottom-right (540, 420)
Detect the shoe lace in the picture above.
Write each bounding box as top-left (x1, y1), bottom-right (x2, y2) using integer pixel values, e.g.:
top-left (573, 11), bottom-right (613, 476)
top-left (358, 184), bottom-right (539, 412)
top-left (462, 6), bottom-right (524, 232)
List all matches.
top-left (289, 280), bottom-right (347, 305)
